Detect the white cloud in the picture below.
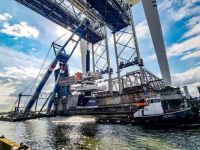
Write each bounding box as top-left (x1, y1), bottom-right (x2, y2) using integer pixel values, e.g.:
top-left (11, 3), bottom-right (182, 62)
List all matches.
top-left (158, 0), bottom-right (173, 11)
top-left (0, 45), bottom-right (55, 112)
top-left (171, 65), bottom-right (200, 96)
top-left (195, 62), bottom-right (200, 66)
top-left (182, 23), bottom-right (200, 38)
top-left (171, 66), bottom-right (200, 86)
top-left (0, 45), bottom-right (83, 112)
top-left (32, 48), bottom-right (36, 51)
top-left (0, 66), bottom-right (41, 80)
top-left (186, 16), bottom-right (200, 27)
top-left (159, 0), bottom-right (200, 21)
top-left (135, 20), bottom-right (150, 39)
top-left (148, 34), bottom-right (200, 60)
top-left (1, 22), bottom-right (39, 39)
top-left (183, 0), bottom-right (199, 4)
top-left (181, 50), bottom-right (200, 60)
top-left (0, 45), bottom-right (43, 68)
top-left (170, 15), bottom-right (200, 59)
top-left (0, 65), bottom-right (55, 112)
top-left (148, 13), bottom-right (200, 60)
top-left (167, 35), bottom-right (200, 57)
top-left (168, 3), bottom-right (200, 21)
top-left (0, 13), bottom-right (12, 21)
top-left (182, 17), bottom-right (200, 38)
top-left (148, 53), bottom-right (156, 60)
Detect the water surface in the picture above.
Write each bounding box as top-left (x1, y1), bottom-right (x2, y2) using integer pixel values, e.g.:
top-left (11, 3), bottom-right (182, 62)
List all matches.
top-left (0, 116), bottom-right (200, 150)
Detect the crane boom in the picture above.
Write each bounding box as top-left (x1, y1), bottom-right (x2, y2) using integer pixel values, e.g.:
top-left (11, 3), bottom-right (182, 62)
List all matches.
top-left (46, 29), bottom-right (86, 114)
top-left (47, 61), bottom-right (67, 114)
top-left (23, 18), bottom-right (89, 117)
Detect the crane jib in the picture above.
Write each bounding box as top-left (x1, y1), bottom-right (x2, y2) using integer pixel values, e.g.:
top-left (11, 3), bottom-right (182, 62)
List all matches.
top-left (23, 19), bottom-right (89, 117)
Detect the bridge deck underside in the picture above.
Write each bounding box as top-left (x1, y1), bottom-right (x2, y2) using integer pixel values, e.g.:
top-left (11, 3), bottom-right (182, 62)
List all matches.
top-left (86, 0), bottom-right (130, 32)
top-left (15, 0), bottom-right (104, 44)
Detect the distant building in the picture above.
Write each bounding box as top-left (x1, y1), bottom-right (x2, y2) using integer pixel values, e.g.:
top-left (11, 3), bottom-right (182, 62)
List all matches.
top-left (183, 86), bottom-right (190, 99)
top-left (197, 86), bottom-right (200, 96)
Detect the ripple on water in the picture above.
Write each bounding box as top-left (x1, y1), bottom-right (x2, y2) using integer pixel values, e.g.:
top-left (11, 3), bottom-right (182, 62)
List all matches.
top-left (0, 116), bottom-right (200, 150)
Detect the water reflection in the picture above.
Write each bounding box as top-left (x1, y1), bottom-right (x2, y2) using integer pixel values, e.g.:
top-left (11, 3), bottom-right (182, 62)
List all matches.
top-left (0, 116), bottom-right (200, 150)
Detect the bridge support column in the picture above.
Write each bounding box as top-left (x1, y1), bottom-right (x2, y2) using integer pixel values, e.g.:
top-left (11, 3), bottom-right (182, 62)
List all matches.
top-left (113, 33), bottom-right (122, 94)
top-left (141, 0), bottom-right (172, 86)
top-left (129, 5), bottom-right (144, 85)
top-left (92, 44), bottom-right (95, 72)
top-left (104, 24), bottom-right (113, 95)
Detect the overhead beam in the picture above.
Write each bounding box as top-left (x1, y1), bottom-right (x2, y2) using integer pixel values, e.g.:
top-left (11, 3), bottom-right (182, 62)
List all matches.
top-left (15, 0), bottom-right (104, 44)
top-left (129, 0), bottom-right (141, 6)
top-left (141, 0), bottom-right (172, 86)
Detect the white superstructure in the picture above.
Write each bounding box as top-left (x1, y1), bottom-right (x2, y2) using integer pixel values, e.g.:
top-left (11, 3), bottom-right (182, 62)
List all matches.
top-left (134, 97), bottom-right (164, 117)
top-left (76, 81), bottom-right (107, 92)
top-left (80, 39), bottom-right (88, 74)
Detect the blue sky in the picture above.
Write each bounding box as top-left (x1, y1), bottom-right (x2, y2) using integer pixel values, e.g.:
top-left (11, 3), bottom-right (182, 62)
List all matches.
top-left (0, 0), bottom-right (200, 112)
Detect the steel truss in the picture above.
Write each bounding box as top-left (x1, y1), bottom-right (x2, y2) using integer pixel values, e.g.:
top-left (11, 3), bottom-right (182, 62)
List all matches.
top-left (112, 5), bottom-right (144, 94)
top-left (90, 4), bottom-right (145, 95)
top-left (16, 0), bottom-right (165, 97)
top-left (11, 92), bottom-right (52, 112)
top-left (98, 68), bottom-right (165, 95)
top-left (92, 25), bottom-right (113, 95)
top-left (85, 0), bottom-right (130, 32)
top-left (122, 68), bottom-right (165, 92)
top-left (92, 40), bottom-right (107, 72)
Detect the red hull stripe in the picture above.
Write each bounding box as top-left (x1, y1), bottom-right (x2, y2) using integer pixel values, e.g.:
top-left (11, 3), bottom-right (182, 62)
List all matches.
top-left (50, 64), bottom-right (56, 68)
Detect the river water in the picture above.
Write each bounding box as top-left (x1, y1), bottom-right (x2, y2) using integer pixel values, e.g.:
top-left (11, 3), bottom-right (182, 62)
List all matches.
top-left (0, 116), bottom-right (200, 150)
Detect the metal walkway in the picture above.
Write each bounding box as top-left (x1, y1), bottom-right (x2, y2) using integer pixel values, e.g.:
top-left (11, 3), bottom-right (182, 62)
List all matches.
top-left (86, 0), bottom-right (130, 32)
top-left (15, 0), bottom-right (131, 40)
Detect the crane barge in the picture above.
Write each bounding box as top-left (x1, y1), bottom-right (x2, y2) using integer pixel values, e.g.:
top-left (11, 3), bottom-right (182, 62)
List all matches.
top-left (8, 18), bottom-right (90, 119)
top-left (1, 0), bottom-right (195, 122)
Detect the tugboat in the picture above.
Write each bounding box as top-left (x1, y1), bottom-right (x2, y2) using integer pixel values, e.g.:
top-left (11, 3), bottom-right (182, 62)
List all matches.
top-left (131, 97), bottom-right (200, 126)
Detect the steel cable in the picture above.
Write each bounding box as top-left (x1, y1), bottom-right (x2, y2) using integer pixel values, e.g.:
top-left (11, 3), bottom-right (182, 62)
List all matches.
top-left (23, 46), bottom-right (52, 107)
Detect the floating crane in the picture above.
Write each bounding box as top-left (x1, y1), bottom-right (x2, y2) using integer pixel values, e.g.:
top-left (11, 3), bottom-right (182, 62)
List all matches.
top-left (22, 18), bottom-right (90, 117)
top-left (11, 0), bottom-right (173, 119)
